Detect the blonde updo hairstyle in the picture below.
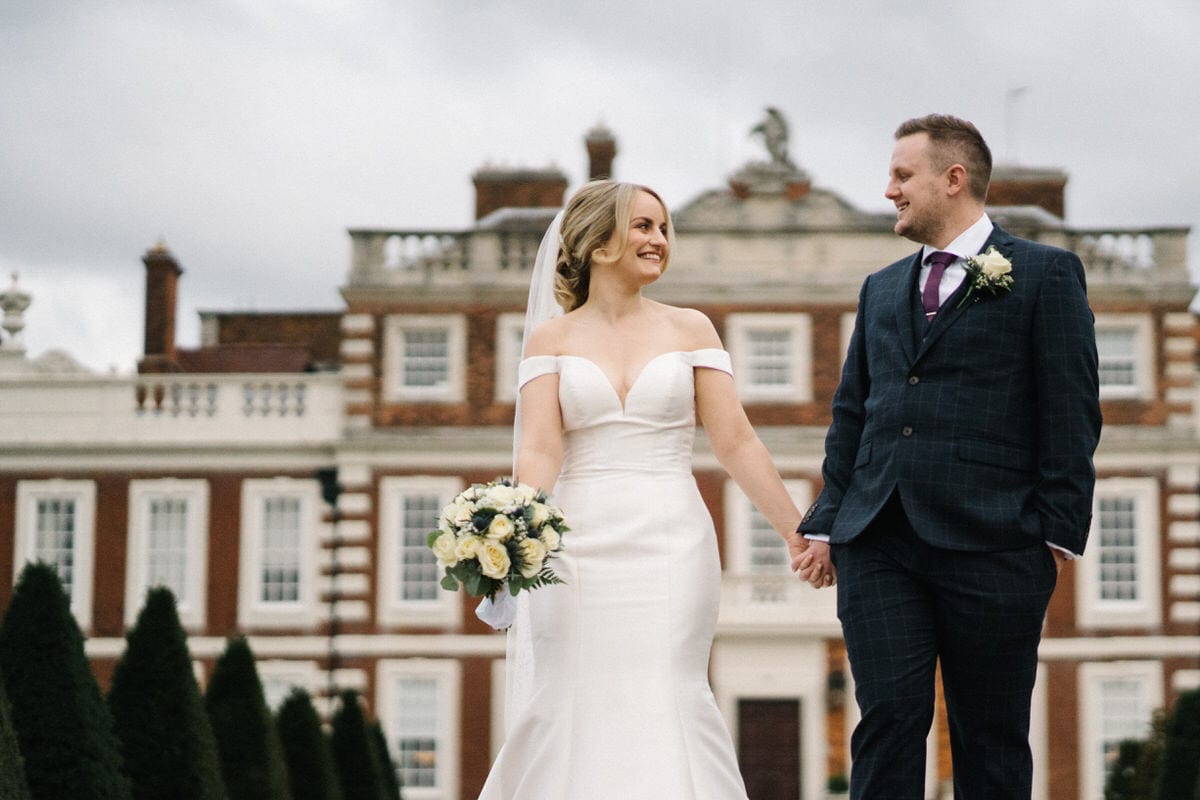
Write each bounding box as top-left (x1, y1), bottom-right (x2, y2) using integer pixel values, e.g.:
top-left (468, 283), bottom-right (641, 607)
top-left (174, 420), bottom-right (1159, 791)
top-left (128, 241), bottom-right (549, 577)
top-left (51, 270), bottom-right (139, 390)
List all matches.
top-left (553, 180), bottom-right (674, 312)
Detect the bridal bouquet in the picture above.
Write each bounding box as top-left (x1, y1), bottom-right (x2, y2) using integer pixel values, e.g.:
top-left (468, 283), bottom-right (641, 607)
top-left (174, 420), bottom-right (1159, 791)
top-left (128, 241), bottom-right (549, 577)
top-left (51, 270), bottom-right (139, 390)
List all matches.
top-left (427, 477), bottom-right (568, 601)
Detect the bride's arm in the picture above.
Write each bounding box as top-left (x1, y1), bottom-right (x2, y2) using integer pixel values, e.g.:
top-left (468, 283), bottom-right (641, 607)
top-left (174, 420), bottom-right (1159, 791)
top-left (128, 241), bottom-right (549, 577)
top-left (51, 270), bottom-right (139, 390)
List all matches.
top-left (514, 375), bottom-right (564, 494)
top-left (695, 370), bottom-right (832, 587)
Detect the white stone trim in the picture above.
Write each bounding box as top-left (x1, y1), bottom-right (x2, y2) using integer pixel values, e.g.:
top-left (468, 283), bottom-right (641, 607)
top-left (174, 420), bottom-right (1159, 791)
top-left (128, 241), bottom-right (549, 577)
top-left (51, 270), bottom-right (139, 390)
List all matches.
top-left (1169, 492), bottom-right (1200, 515)
top-left (1170, 575), bottom-right (1200, 597)
top-left (340, 338), bottom-right (374, 358)
top-left (1167, 464), bottom-right (1200, 488)
top-left (1169, 547), bottom-right (1200, 569)
top-left (1038, 636), bottom-right (1200, 660)
top-left (1170, 601), bottom-right (1200, 622)
top-left (1172, 669), bottom-right (1200, 691)
top-left (334, 520), bottom-right (371, 544)
top-left (338, 491), bottom-right (372, 516)
top-left (340, 313), bottom-right (376, 334)
top-left (1170, 522), bottom-right (1200, 544)
top-left (341, 363), bottom-right (373, 381)
top-left (1164, 336), bottom-right (1196, 356)
top-left (338, 600), bottom-right (369, 622)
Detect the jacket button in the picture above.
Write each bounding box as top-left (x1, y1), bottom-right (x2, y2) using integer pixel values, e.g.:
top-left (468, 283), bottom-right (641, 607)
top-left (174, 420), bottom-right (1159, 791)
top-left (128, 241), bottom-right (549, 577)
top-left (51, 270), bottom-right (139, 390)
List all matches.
top-left (908, 376), bottom-right (920, 385)
top-left (902, 426), bottom-right (914, 437)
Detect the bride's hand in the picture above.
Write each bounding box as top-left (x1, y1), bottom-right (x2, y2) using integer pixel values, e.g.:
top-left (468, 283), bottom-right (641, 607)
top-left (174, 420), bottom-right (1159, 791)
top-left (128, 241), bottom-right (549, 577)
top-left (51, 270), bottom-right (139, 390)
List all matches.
top-left (792, 540), bottom-right (836, 588)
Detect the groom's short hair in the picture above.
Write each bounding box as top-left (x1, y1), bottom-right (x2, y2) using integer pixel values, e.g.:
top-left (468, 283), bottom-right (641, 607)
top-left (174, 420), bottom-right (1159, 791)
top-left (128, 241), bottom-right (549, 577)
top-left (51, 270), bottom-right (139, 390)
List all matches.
top-left (895, 114), bottom-right (992, 202)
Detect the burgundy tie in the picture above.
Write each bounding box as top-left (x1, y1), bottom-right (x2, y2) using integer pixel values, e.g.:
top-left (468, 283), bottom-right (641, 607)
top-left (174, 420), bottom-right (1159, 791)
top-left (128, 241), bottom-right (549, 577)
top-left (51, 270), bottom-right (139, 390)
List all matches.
top-left (922, 251), bottom-right (956, 322)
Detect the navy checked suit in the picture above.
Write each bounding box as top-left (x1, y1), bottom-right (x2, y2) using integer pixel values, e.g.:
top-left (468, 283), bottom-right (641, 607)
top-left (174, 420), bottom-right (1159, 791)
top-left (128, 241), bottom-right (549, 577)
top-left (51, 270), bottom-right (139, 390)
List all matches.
top-left (801, 225), bottom-right (1101, 799)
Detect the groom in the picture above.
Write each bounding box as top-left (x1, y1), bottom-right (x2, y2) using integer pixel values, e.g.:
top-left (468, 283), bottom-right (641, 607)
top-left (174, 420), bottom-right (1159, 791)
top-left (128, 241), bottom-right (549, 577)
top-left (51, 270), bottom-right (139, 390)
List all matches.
top-left (798, 114), bottom-right (1101, 799)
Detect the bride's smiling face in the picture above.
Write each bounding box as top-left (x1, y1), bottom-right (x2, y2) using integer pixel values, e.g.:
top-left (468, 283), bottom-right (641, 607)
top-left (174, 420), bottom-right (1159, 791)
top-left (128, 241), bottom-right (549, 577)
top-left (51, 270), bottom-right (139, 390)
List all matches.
top-left (607, 190), bottom-right (669, 283)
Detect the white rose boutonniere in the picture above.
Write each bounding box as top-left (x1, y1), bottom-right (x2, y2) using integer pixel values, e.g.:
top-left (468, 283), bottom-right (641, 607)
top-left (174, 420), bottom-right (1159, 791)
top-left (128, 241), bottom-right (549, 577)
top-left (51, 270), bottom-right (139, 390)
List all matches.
top-left (957, 246), bottom-right (1014, 308)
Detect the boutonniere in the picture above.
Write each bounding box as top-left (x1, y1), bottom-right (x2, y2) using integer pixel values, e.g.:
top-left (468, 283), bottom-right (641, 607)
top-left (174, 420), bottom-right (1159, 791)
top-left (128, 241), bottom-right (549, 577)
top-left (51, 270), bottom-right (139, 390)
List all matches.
top-left (957, 246), bottom-right (1014, 308)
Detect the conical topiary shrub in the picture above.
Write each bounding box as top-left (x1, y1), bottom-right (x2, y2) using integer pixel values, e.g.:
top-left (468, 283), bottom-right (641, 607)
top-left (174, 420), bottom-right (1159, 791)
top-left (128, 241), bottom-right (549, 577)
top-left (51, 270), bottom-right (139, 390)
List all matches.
top-left (0, 561), bottom-right (131, 799)
top-left (1155, 687), bottom-right (1200, 800)
top-left (1104, 739), bottom-right (1145, 800)
top-left (368, 722), bottom-right (401, 800)
top-left (108, 587), bottom-right (227, 800)
top-left (0, 672), bottom-right (32, 800)
top-left (204, 637), bottom-right (292, 800)
top-left (330, 690), bottom-right (386, 800)
top-left (275, 688), bottom-right (343, 800)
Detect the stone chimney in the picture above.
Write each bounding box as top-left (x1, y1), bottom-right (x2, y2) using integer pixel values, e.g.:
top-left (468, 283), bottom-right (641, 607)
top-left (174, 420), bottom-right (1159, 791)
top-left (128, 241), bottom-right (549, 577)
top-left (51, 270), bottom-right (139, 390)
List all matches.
top-left (139, 242), bottom-right (183, 373)
top-left (987, 165), bottom-right (1067, 219)
top-left (472, 166), bottom-right (568, 220)
top-left (586, 123), bottom-right (617, 180)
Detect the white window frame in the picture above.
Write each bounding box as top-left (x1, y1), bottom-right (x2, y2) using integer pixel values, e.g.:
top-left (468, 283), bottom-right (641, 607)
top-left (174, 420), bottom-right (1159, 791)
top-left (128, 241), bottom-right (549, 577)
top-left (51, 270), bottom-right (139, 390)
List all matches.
top-left (377, 476), bottom-right (463, 628)
top-left (493, 312), bottom-right (525, 403)
top-left (1094, 313), bottom-right (1155, 400)
top-left (1078, 661), bottom-right (1163, 800)
top-left (724, 479), bottom-right (811, 606)
top-left (725, 313), bottom-right (813, 402)
top-left (125, 479), bottom-right (209, 631)
top-left (14, 479), bottom-right (96, 631)
top-left (257, 659), bottom-right (324, 711)
top-left (1076, 477), bottom-right (1162, 629)
top-left (238, 478), bottom-right (322, 629)
top-left (383, 314), bottom-right (468, 403)
top-left (724, 478), bottom-right (812, 575)
top-left (377, 658), bottom-right (461, 800)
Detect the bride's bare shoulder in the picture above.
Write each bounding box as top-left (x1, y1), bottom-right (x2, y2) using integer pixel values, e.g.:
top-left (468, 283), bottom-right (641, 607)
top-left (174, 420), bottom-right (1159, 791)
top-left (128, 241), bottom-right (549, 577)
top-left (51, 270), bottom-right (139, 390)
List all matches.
top-left (657, 303), bottom-right (723, 350)
top-left (523, 315), bottom-right (575, 358)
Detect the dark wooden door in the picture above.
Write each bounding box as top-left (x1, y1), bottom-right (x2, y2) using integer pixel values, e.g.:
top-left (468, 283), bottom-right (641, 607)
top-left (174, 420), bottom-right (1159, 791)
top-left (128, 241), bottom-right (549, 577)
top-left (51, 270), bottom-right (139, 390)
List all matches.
top-left (738, 698), bottom-right (801, 800)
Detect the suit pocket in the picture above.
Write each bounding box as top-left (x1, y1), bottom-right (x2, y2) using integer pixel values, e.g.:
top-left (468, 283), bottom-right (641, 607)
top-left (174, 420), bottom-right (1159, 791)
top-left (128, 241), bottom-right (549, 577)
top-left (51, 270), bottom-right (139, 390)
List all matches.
top-left (955, 436), bottom-right (1035, 472)
top-left (854, 440), bottom-right (873, 468)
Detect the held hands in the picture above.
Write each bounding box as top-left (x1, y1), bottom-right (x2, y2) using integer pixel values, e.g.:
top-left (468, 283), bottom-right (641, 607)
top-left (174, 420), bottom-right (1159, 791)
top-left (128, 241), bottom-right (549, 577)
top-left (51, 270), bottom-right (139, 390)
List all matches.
top-left (786, 534), bottom-right (836, 589)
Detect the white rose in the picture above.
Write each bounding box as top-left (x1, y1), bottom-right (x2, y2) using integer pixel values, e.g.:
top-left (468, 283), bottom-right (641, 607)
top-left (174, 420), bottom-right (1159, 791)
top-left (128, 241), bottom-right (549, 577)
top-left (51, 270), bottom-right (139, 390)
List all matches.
top-left (487, 484), bottom-right (518, 508)
top-left (517, 538), bottom-right (547, 578)
top-left (529, 502), bottom-right (550, 528)
top-left (455, 535), bottom-right (484, 561)
top-left (538, 526), bottom-right (561, 552)
top-left (431, 532), bottom-right (459, 567)
top-left (513, 482), bottom-right (538, 505)
top-left (452, 499), bottom-right (475, 525)
top-left (486, 514), bottom-right (515, 541)
top-left (477, 539), bottom-right (511, 579)
top-left (975, 249), bottom-right (1012, 280)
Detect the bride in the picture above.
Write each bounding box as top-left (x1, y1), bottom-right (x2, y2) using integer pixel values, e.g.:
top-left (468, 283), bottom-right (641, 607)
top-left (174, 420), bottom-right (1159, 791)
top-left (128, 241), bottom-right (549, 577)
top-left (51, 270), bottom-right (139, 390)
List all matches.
top-left (479, 180), bottom-right (833, 799)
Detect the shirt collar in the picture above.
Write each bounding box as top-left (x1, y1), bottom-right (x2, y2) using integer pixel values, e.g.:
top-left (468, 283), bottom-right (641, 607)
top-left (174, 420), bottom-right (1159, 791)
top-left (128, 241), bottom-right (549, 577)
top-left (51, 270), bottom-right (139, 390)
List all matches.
top-left (921, 213), bottom-right (994, 263)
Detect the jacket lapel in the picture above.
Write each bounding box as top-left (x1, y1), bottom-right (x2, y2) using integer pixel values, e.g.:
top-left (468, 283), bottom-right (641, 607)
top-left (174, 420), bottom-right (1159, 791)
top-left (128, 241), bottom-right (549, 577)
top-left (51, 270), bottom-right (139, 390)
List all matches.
top-left (915, 225), bottom-right (1016, 360)
top-left (894, 250), bottom-right (922, 364)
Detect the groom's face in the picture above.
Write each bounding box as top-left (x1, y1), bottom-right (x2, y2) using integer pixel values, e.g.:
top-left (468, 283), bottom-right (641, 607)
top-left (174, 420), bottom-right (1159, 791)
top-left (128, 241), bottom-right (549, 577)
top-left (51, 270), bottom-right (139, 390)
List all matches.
top-left (886, 132), bottom-right (950, 245)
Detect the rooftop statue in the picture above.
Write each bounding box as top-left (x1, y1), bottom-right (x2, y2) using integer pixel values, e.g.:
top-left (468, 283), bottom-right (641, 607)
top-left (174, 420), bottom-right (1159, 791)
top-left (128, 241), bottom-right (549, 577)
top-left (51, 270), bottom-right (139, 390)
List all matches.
top-left (750, 107), bottom-right (794, 169)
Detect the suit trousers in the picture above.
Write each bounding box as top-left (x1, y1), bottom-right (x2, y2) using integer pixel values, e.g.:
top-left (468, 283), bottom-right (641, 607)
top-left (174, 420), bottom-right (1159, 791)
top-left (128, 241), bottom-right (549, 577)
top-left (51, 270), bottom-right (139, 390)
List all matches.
top-left (832, 495), bottom-right (1057, 800)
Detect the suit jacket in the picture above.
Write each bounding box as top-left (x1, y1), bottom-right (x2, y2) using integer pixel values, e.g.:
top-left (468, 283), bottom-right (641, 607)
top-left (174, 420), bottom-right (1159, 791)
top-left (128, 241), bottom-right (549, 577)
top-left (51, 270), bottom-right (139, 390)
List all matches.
top-left (801, 224), bottom-right (1101, 554)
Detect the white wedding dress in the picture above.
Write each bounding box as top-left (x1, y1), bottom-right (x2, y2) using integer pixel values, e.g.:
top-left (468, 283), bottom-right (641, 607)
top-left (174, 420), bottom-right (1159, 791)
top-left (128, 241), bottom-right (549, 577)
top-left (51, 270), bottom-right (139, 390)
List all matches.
top-left (478, 348), bottom-right (749, 800)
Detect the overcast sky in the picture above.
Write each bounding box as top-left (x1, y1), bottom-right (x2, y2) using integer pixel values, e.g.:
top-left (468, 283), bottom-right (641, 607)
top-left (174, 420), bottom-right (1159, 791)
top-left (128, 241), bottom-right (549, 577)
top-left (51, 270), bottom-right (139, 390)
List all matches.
top-left (2, 0), bottom-right (1197, 373)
